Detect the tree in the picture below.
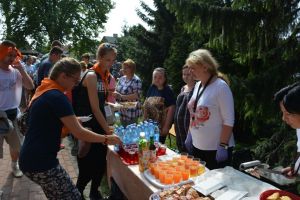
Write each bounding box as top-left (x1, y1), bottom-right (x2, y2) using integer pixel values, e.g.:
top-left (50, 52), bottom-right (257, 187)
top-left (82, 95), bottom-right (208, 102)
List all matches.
top-left (162, 0), bottom-right (300, 170)
top-left (0, 0), bottom-right (114, 54)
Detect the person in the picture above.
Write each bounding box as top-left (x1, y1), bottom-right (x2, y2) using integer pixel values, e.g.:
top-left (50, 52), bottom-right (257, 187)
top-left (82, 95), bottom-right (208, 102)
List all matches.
top-left (274, 82), bottom-right (300, 176)
top-left (186, 49), bottom-right (235, 169)
top-left (0, 40), bottom-right (34, 177)
top-left (113, 59), bottom-right (142, 126)
top-left (37, 46), bottom-right (63, 86)
top-left (174, 65), bottom-right (196, 153)
top-left (74, 43), bottom-right (117, 200)
top-left (81, 53), bottom-right (93, 69)
top-left (79, 61), bottom-right (88, 76)
top-left (143, 67), bottom-right (176, 144)
top-left (19, 57), bottom-right (121, 200)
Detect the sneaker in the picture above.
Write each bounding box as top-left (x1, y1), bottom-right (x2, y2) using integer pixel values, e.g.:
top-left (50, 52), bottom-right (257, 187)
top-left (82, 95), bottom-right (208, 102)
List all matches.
top-left (12, 162), bottom-right (23, 178)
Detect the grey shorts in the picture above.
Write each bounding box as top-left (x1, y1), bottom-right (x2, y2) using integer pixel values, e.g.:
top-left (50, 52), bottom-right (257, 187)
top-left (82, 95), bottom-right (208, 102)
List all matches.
top-left (0, 119), bottom-right (24, 158)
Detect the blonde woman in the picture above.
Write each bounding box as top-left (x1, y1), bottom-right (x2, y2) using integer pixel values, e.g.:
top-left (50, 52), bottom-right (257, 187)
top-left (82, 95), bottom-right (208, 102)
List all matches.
top-left (186, 49), bottom-right (235, 169)
top-left (114, 59), bottom-right (142, 126)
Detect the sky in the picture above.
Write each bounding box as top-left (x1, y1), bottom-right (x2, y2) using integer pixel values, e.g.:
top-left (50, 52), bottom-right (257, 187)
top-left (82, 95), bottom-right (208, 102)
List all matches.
top-left (99, 0), bottom-right (154, 38)
top-left (0, 0), bottom-right (155, 41)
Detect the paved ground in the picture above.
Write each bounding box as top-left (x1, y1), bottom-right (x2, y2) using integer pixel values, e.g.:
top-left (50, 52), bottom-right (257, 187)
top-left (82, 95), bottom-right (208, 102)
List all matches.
top-left (0, 137), bottom-right (101, 200)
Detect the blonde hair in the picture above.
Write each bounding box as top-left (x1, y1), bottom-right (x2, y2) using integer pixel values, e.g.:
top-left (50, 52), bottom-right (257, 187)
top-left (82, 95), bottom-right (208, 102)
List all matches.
top-left (186, 49), bottom-right (219, 76)
top-left (122, 59), bottom-right (136, 72)
top-left (49, 57), bottom-right (81, 80)
top-left (96, 43), bottom-right (117, 59)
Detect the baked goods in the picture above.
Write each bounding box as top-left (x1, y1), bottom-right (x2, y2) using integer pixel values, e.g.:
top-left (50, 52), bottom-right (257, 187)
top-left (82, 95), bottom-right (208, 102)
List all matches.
top-left (119, 101), bottom-right (137, 109)
top-left (158, 184), bottom-right (212, 200)
top-left (266, 192), bottom-right (292, 200)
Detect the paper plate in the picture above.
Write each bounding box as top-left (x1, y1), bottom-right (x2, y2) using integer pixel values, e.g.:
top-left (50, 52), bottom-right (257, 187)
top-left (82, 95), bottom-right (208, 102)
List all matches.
top-left (259, 189), bottom-right (300, 200)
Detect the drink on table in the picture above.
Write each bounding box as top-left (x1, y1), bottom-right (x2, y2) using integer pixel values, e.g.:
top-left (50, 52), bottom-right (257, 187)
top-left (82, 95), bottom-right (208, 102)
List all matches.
top-left (138, 132), bottom-right (150, 172)
top-left (149, 135), bottom-right (157, 163)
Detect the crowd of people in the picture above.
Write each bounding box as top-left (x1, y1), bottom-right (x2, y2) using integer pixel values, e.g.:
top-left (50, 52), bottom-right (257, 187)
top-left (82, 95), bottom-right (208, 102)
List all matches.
top-left (0, 39), bottom-right (299, 199)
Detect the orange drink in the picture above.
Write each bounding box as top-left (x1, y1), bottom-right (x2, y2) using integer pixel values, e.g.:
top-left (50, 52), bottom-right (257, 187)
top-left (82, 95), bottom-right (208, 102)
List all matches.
top-left (159, 170), bottom-right (166, 183)
top-left (164, 173), bottom-right (173, 185)
top-left (180, 152), bottom-right (188, 160)
top-left (181, 170), bottom-right (189, 180)
top-left (149, 163), bottom-right (157, 175)
top-left (154, 166), bottom-right (160, 179)
top-left (177, 159), bottom-right (185, 166)
top-left (173, 173), bottom-right (181, 183)
top-left (189, 165), bottom-right (198, 177)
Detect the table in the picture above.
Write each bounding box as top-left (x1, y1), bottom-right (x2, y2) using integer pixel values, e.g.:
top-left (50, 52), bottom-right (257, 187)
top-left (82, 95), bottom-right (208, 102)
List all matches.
top-left (107, 145), bottom-right (161, 200)
top-left (106, 146), bottom-right (278, 200)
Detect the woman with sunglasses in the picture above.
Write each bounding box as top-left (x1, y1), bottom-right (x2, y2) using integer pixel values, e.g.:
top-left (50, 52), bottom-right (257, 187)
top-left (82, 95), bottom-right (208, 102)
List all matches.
top-left (274, 82), bottom-right (300, 176)
top-left (73, 43), bottom-right (117, 200)
top-left (19, 57), bottom-right (121, 200)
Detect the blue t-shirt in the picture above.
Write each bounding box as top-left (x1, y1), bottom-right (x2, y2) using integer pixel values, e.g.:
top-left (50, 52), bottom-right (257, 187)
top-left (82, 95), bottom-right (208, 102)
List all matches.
top-left (19, 90), bottom-right (74, 172)
top-left (37, 59), bottom-right (53, 86)
top-left (146, 85), bottom-right (176, 107)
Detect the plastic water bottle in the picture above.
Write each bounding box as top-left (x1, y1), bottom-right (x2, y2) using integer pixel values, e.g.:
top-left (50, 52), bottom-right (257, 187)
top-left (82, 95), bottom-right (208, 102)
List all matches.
top-left (115, 112), bottom-right (121, 126)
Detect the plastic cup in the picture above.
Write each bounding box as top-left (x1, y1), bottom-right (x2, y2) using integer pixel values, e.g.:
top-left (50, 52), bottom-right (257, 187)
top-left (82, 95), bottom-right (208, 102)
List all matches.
top-left (189, 165), bottom-right (198, 177)
top-left (158, 144), bottom-right (167, 156)
top-left (159, 170), bottom-right (166, 183)
top-left (173, 173), bottom-right (181, 183)
top-left (198, 161), bottom-right (206, 175)
top-left (164, 173), bottom-right (173, 185)
top-left (180, 152), bottom-right (188, 160)
top-left (181, 169), bottom-right (189, 180)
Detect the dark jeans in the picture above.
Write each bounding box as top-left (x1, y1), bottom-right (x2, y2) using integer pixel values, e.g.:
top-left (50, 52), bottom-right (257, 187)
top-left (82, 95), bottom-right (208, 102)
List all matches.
top-left (76, 143), bottom-right (107, 196)
top-left (192, 145), bottom-right (233, 170)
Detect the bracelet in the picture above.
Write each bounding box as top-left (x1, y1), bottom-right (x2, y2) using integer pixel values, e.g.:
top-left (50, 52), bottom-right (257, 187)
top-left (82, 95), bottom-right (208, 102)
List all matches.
top-left (104, 135), bottom-right (108, 145)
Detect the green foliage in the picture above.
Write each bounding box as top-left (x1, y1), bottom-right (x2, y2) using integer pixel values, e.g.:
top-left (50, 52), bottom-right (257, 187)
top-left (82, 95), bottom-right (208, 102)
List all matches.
top-left (0, 0), bottom-right (114, 55)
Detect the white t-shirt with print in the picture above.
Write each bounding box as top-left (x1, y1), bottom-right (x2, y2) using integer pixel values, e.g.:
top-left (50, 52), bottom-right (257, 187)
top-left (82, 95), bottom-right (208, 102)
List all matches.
top-left (0, 66), bottom-right (22, 110)
top-left (187, 78), bottom-right (235, 150)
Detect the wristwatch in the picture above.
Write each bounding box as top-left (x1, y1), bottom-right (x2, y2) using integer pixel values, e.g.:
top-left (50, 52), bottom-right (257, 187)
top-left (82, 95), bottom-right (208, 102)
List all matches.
top-left (220, 143), bottom-right (229, 149)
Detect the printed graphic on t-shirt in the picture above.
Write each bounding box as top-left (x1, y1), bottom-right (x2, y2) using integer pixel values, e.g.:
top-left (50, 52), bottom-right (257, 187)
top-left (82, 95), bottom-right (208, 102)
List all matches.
top-left (189, 99), bottom-right (210, 128)
top-left (0, 78), bottom-right (17, 91)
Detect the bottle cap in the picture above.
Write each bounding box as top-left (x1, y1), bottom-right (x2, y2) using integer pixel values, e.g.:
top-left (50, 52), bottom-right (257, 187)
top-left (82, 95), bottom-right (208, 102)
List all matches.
top-left (140, 132), bottom-right (145, 137)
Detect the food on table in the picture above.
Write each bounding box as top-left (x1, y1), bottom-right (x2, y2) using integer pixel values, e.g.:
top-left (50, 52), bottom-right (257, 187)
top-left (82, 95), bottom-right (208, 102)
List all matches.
top-left (119, 101), bottom-right (137, 108)
top-left (267, 192), bottom-right (279, 200)
top-left (158, 184), bottom-right (212, 200)
top-left (266, 192), bottom-right (292, 200)
top-left (245, 168), bottom-right (260, 178)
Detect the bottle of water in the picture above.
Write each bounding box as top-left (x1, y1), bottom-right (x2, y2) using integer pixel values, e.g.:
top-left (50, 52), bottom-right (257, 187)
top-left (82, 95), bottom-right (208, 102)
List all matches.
top-left (115, 112), bottom-right (121, 126)
top-left (154, 122), bottom-right (160, 143)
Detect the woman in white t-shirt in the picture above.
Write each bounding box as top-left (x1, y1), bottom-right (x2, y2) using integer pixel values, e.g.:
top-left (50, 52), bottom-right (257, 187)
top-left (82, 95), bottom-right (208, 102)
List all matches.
top-left (274, 83), bottom-right (300, 176)
top-left (186, 49), bottom-right (235, 169)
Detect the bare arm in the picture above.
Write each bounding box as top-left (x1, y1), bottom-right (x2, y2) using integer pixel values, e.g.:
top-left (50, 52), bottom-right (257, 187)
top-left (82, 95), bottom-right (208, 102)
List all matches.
top-left (161, 105), bottom-right (175, 136)
top-left (61, 115), bottom-right (121, 144)
top-left (13, 62), bottom-right (34, 90)
top-left (84, 72), bottom-right (110, 134)
top-left (219, 125), bottom-right (233, 144)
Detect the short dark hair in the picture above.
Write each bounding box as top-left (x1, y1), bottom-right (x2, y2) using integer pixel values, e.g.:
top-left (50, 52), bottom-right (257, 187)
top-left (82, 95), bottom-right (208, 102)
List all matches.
top-left (1, 40), bottom-right (16, 47)
top-left (274, 82), bottom-right (300, 114)
top-left (81, 53), bottom-right (90, 59)
top-left (51, 40), bottom-right (63, 48)
top-left (50, 46), bottom-right (63, 55)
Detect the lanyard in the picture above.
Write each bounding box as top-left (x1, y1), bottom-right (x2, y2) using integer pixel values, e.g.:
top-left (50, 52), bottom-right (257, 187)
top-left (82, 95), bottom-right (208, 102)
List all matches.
top-left (192, 75), bottom-right (213, 120)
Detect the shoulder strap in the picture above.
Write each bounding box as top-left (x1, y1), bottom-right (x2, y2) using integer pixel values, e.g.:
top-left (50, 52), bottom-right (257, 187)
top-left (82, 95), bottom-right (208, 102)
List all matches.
top-left (78, 70), bottom-right (91, 87)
